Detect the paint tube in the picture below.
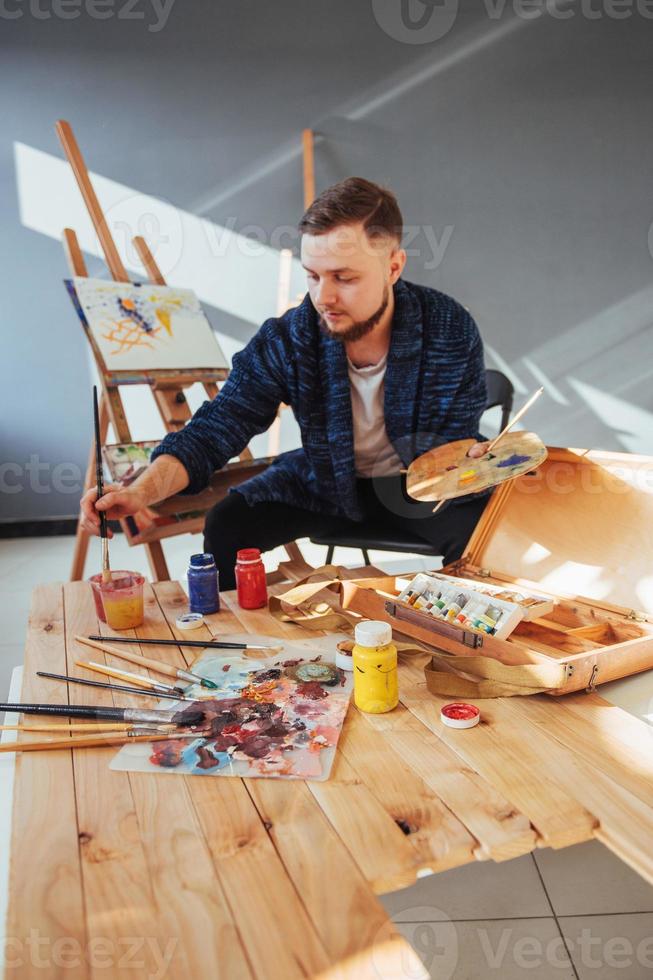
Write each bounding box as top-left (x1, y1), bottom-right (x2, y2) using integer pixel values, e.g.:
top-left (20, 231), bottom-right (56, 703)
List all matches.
top-left (444, 593), bottom-right (468, 621)
top-left (455, 596), bottom-right (477, 625)
top-left (465, 602), bottom-right (489, 627)
top-left (494, 590), bottom-right (523, 602)
top-left (397, 574), bottom-right (429, 606)
top-left (469, 603), bottom-right (490, 631)
top-left (475, 605), bottom-right (503, 634)
top-left (422, 587), bottom-right (453, 613)
top-left (430, 588), bottom-right (458, 617)
top-left (425, 589), bottom-right (448, 613)
top-left (414, 588), bottom-right (439, 611)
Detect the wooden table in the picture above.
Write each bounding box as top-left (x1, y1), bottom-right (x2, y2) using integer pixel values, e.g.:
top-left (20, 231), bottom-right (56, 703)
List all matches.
top-left (7, 572), bottom-right (653, 979)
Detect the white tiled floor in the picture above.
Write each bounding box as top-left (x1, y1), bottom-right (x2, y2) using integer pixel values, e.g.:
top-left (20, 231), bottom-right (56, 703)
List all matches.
top-left (2, 534), bottom-right (653, 979)
top-left (384, 846), bottom-right (653, 979)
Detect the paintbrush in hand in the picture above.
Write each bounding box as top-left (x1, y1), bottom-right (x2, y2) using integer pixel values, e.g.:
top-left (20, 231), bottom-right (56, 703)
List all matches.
top-left (485, 386), bottom-right (545, 454)
top-left (93, 385), bottom-right (111, 584)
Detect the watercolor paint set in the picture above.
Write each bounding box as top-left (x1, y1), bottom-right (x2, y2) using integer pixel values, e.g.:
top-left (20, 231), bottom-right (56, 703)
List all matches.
top-left (395, 570), bottom-right (555, 636)
top-left (395, 572), bottom-right (528, 639)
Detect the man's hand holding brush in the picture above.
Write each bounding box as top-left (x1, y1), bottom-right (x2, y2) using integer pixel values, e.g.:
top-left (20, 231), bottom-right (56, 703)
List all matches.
top-left (79, 454), bottom-right (190, 538)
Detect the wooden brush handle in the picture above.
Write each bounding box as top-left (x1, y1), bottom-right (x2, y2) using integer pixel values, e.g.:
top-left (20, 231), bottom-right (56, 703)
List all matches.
top-left (75, 635), bottom-right (179, 680)
top-left (75, 660), bottom-right (156, 690)
top-left (0, 732), bottom-right (180, 753)
top-left (486, 386), bottom-right (544, 454)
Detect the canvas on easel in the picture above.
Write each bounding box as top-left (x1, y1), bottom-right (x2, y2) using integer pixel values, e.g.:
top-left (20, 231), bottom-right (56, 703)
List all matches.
top-left (67, 278), bottom-right (229, 373)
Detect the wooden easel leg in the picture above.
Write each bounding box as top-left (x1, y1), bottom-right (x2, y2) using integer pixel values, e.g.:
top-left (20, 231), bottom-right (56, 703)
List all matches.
top-left (145, 541), bottom-right (169, 582)
top-left (283, 541), bottom-right (305, 563)
top-left (70, 527), bottom-right (91, 582)
top-left (70, 394), bottom-right (110, 581)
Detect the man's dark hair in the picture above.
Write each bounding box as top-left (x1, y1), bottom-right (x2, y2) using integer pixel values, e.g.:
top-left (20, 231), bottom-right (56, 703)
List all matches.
top-left (298, 177), bottom-right (403, 243)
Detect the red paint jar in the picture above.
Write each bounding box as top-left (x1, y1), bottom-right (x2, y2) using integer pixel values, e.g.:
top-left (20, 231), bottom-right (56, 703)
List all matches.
top-left (235, 548), bottom-right (268, 609)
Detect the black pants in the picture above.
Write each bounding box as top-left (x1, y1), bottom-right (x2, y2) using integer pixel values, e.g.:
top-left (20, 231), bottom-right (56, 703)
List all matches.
top-left (204, 477), bottom-right (490, 591)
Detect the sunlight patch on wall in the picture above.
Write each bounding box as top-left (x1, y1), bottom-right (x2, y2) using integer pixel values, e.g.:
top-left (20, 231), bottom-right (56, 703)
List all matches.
top-left (567, 378), bottom-right (653, 455)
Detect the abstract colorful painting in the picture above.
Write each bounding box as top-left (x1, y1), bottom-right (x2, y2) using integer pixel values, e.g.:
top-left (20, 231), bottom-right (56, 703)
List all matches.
top-left (110, 639), bottom-right (353, 781)
top-left (66, 277), bottom-right (229, 372)
top-left (102, 441), bottom-right (159, 486)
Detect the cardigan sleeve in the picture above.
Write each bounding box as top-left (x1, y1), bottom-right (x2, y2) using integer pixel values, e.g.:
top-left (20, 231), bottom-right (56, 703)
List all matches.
top-left (150, 319), bottom-right (290, 494)
top-left (438, 307), bottom-right (488, 444)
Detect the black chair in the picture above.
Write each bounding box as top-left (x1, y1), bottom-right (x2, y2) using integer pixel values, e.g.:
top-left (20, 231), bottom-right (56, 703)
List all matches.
top-left (485, 368), bottom-right (514, 433)
top-left (310, 368), bottom-right (514, 565)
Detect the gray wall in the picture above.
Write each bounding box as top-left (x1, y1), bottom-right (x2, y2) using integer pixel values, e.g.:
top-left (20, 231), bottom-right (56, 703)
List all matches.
top-left (1, 1), bottom-right (652, 521)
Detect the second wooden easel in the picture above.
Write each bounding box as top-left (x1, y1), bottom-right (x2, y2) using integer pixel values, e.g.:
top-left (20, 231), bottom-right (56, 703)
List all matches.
top-left (267, 128), bottom-right (316, 457)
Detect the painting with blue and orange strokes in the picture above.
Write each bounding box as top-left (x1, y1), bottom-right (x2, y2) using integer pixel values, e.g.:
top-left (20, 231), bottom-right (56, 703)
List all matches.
top-left (110, 638), bottom-right (353, 781)
top-left (65, 276), bottom-right (228, 373)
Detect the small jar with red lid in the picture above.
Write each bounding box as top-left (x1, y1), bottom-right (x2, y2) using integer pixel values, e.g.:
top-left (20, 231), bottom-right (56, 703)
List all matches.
top-left (235, 548), bottom-right (268, 609)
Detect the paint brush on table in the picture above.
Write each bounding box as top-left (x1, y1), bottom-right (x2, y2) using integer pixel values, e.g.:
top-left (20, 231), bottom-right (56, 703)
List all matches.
top-left (86, 634), bottom-right (283, 655)
top-left (0, 722), bottom-right (176, 734)
top-left (73, 652), bottom-right (187, 696)
top-left (0, 732), bottom-right (196, 754)
top-left (77, 635), bottom-right (221, 689)
top-left (36, 670), bottom-right (195, 702)
top-left (93, 385), bottom-right (111, 584)
top-left (0, 702), bottom-right (205, 726)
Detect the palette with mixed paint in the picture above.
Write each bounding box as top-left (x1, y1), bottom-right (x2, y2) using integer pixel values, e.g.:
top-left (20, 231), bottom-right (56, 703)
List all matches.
top-left (110, 640), bottom-right (353, 781)
top-left (406, 431), bottom-right (547, 503)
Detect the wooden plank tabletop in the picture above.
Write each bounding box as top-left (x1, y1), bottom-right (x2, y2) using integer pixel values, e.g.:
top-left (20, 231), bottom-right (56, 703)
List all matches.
top-left (6, 569), bottom-right (653, 979)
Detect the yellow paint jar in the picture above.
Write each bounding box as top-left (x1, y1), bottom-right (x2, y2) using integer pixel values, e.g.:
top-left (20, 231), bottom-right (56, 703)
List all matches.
top-left (352, 620), bottom-right (398, 714)
top-left (99, 572), bottom-right (145, 630)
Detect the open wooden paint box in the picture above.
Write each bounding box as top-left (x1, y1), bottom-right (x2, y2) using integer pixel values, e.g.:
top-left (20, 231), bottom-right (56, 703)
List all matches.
top-left (340, 447), bottom-right (653, 696)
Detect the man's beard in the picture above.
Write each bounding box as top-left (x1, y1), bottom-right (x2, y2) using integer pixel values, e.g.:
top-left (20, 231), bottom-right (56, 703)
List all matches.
top-left (318, 286), bottom-right (389, 343)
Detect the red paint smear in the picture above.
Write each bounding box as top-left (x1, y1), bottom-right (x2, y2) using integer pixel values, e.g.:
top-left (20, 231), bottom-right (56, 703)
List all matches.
top-left (296, 681), bottom-right (328, 700)
top-left (442, 702), bottom-right (480, 721)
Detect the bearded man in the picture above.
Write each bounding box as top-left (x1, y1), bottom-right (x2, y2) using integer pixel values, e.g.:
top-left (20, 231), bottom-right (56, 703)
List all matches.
top-left (81, 177), bottom-right (490, 587)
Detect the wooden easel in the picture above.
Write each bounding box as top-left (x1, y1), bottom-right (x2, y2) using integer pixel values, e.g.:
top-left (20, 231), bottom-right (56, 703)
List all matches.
top-left (59, 120), bottom-right (265, 581)
top-left (302, 128), bottom-right (316, 209)
top-left (267, 129), bottom-right (316, 457)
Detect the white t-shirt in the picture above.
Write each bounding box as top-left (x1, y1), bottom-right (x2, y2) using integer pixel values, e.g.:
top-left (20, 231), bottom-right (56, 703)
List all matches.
top-left (347, 353), bottom-right (404, 478)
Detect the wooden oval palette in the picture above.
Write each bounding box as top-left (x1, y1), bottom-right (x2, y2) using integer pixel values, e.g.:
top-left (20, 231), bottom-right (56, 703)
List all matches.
top-left (406, 431), bottom-right (548, 502)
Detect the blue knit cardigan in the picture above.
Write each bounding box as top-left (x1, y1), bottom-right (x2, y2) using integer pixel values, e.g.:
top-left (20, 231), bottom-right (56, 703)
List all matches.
top-left (151, 278), bottom-right (487, 521)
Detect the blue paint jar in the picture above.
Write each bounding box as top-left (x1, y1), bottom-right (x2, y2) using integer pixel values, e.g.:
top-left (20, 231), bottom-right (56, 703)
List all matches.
top-left (187, 553), bottom-right (220, 614)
